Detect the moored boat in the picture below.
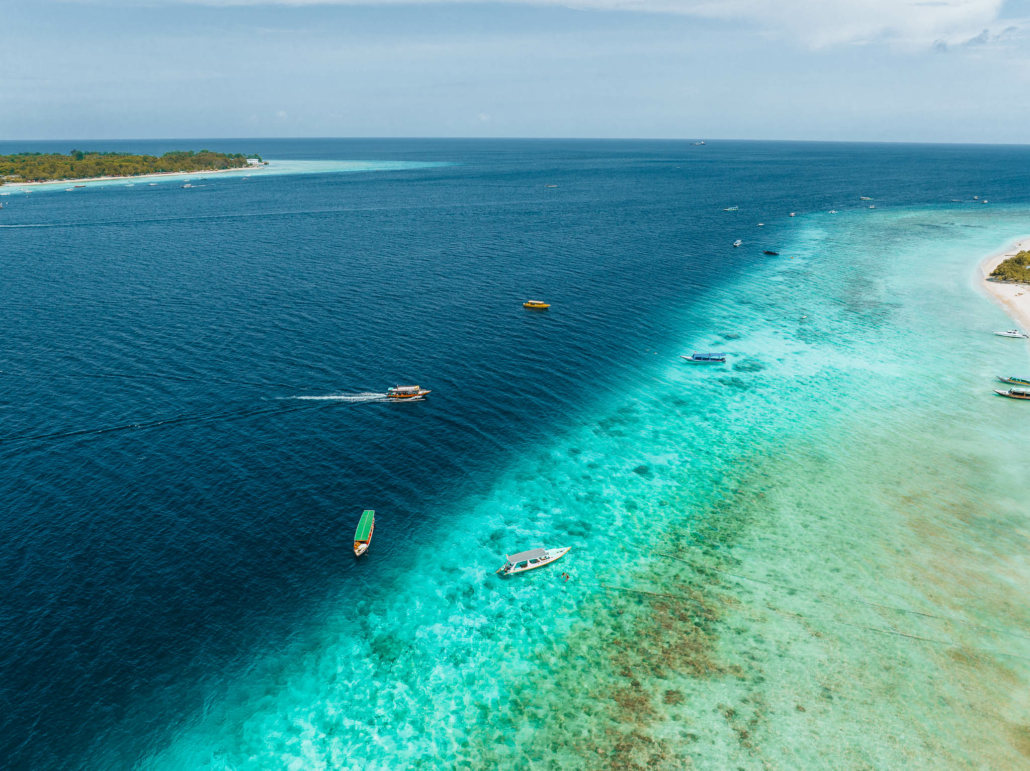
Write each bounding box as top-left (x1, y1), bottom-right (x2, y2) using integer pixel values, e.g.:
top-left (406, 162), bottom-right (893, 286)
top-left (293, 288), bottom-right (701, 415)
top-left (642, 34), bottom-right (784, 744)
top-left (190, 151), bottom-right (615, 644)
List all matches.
top-left (998, 375), bottom-right (1030, 386)
top-left (386, 385), bottom-right (430, 399)
top-left (733, 239), bottom-right (742, 247)
top-left (353, 509), bottom-right (375, 556)
top-left (994, 388), bottom-right (1030, 400)
top-left (995, 329), bottom-right (1029, 339)
top-left (523, 300), bottom-right (550, 309)
top-left (497, 546), bottom-right (570, 576)
top-left (681, 352), bottom-right (727, 363)
top-left (763, 250), bottom-right (779, 255)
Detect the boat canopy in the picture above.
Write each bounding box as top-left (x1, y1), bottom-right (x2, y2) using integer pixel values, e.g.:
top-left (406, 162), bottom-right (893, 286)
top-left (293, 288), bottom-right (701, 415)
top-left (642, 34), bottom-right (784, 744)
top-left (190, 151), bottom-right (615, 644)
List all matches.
top-left (507, 548), bottom-right (547, 563)
top-left (391, 386), bottom-right (421, 392)
top-left (694, 352), bottom-right (726, 358)
top-left (355, 510), bottom-right (374, 541)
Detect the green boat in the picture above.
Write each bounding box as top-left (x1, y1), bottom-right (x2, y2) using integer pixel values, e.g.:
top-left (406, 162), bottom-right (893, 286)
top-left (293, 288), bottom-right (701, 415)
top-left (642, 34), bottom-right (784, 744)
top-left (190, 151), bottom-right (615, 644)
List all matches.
top-left (998, 376), bottom-right (1030, 386)
top-left (354, 510), bottom-right (375, 556)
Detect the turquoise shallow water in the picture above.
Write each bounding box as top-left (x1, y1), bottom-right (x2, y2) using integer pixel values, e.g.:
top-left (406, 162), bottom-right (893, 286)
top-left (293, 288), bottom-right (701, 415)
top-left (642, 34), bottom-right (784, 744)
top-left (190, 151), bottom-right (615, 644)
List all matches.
top-left (0, 159), bottom-right (449, 193)
top-left (143, 206), bottom-right (1030, 769)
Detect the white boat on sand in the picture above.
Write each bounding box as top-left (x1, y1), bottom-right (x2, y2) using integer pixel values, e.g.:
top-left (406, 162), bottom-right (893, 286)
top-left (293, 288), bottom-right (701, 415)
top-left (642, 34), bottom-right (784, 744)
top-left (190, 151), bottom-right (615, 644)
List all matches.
top-left (497, 547), bottom-right (570, 576)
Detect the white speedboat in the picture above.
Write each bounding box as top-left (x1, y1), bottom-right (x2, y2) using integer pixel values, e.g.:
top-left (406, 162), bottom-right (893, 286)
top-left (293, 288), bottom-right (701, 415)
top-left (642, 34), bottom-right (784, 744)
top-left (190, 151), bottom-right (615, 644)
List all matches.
top-left (995, 329), bottom-right (1029, 339)
top-left (733, 239), bottom-right (742, 247)
top-left (497, 547), bottom-right (570, 576)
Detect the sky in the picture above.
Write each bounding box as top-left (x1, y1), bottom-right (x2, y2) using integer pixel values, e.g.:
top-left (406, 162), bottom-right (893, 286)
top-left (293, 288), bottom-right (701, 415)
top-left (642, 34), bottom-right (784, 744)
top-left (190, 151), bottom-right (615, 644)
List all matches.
top-left (3, 0), bottom-right (1030, 141)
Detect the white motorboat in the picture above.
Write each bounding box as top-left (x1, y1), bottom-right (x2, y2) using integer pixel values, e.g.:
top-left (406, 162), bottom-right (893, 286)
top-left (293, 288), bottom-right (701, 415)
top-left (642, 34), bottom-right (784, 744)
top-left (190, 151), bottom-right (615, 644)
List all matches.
top-left (497, 547), bottom-right (570, 576)
top-left (733, 239), bottom-right (742, 247)
top-left (995, 329), bottom-right (1029, 339)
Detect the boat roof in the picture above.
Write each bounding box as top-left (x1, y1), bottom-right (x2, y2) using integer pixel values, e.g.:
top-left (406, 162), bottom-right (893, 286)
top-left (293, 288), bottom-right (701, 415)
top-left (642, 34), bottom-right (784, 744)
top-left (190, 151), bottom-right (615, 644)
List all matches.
top-left (694, 352), bottom-right (726, 357)
top-left (508, 548), bottom-right (547, 563)
top-left (392, 385), bottom-right (420, 391)
top-left (354, 510), bottom-right (374, 540)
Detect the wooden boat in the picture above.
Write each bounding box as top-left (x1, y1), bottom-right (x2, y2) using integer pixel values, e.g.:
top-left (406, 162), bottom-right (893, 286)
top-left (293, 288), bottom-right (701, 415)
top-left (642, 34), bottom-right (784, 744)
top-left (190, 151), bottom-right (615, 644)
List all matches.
top-left (523, 300), bottom-right (550, 309)
top-left (998, 376), bottom-right (1030, 386)
top-left (386, 385), bottom-right (430, 399)
top-left (995, 329), bottom-right (1028, 339)
top-left (353, 509), bottom-right (375, 556)
top-left (497, 546), bottom-right (570, 576)
top-left (681, 352), bottom-right (726, 363)
top-left (995, 388), bottom-right (1030, 400)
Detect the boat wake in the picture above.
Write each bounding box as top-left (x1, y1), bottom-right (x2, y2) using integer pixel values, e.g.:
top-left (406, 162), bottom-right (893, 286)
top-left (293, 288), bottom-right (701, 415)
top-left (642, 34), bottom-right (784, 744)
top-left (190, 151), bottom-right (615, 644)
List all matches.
top-left (285, 392), bottom-right (389, 403)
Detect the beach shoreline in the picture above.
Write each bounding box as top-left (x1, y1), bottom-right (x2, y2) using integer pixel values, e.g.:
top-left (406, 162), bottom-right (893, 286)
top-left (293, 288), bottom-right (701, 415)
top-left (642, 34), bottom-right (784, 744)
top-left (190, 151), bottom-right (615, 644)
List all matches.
top-left (977, 236), bottom-right (1030, 336)
top-left (1, 163), bottom-right (266, 189)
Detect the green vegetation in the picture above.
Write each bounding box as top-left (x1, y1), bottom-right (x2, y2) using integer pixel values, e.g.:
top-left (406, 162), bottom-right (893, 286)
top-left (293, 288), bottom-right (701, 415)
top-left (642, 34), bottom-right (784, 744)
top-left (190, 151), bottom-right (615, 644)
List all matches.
top-left (0, 150), bottom-right (258, 185)
top-left (990, 251), bottom-right (1030, 283)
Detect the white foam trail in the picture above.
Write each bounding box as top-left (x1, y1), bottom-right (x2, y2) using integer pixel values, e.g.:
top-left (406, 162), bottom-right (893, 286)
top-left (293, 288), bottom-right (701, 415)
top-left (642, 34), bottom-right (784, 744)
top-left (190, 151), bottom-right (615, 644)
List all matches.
top-left (286, 392), bottom-right (387, 402)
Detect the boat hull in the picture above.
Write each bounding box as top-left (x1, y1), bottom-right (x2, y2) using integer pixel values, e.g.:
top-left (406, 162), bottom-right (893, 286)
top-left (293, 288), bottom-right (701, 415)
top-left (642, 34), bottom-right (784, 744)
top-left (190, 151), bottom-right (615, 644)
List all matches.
top-left (681, 356), bottom-right (726, 364)
top-left (994, 390), bottom-right (1030, 400)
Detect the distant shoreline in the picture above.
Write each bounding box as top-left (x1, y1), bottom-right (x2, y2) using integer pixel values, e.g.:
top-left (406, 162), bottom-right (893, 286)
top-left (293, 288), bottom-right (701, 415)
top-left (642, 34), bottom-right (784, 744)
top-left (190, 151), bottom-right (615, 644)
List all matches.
top-left (978, 237), bottom-right (1030, 337)
top-left (3, 163), bottom-right (266, 189)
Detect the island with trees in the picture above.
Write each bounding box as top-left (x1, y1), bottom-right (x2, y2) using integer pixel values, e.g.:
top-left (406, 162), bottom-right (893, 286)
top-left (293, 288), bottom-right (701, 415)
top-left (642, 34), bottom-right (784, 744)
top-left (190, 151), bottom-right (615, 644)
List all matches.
top-left (0, 150), bottom-right (263, 186)
top-left (989, 250), bottom-right (1030, 283)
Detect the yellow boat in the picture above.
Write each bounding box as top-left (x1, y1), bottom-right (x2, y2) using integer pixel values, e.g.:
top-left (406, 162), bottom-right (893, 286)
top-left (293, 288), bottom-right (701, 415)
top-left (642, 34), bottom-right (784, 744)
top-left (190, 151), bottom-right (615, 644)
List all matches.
top-left (386, 385), bottom-right (430, 399)
top-left (523, 300), bottom-right (550, 309)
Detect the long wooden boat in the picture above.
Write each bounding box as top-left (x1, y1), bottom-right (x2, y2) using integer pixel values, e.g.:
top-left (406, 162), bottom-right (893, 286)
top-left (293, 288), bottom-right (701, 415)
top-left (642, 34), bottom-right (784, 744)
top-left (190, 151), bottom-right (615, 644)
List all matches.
top-left (994, 388), bottom-right (1030, 400)
top-left (386, 385), bottom-right (430, 399)
top-left (681, 352), bottom-right (727, 363)
top-left (497, 547), bottom-right (570, 576)
top-left (998, 376), bottom-right (1030, 386)
top-left (354, 510), bottom-right (375, 556)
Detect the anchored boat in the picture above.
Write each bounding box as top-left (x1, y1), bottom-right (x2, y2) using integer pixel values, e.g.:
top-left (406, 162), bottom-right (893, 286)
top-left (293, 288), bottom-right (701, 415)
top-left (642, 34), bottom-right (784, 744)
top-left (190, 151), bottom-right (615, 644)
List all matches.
top-left (681, 352), bottom-right (727, 363)
top-left (523, 300), bottom-right (550, 309)
top-left (497, 547), bottom-right (570, 576)
top-left (386, 385), bottom-right (431, 399)
top-left (995, 329), bottom-right (1029, 339)
top-left (998, 376), bottom-right (1030, 386)
top-left (994, 388), bottom-right (1030, 400)
top-left (353, 510), bottom-right (375, 556)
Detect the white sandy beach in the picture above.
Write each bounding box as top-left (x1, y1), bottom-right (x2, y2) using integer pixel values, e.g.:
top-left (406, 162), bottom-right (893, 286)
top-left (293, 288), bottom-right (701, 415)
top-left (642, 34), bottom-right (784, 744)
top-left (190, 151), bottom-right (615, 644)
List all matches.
top-left (978, 237), bottom-right (1030, 336)
top-left (2, 163), bottom-right (267, 190)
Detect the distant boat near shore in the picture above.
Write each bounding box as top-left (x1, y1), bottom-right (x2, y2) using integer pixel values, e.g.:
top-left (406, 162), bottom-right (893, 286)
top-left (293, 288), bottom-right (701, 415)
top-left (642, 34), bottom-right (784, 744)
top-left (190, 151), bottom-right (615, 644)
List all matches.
top-left (998, 376), bottom-right (1030, 386)
top-left (995, 329), bottom-right (1028, 339)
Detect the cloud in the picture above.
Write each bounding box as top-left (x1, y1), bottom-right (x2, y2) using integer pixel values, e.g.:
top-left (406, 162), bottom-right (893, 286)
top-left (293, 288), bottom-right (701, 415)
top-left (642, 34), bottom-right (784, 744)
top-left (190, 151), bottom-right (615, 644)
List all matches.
top-left (68, 0), bottom-right (1014, 50)
top-left (276, 110), bottom-right (289, 118)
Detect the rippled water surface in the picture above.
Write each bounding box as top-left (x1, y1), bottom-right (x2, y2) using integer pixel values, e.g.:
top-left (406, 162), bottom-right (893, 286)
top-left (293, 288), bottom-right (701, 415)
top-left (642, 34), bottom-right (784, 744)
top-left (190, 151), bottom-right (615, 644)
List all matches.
top-left (2, 139), bottom-right (1030, 769)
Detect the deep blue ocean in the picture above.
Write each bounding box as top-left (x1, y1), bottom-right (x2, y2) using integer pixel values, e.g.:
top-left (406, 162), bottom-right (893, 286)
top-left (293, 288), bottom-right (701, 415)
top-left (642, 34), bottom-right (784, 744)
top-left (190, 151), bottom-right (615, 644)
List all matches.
top-left (3, 139), bottom-right (1030, 770)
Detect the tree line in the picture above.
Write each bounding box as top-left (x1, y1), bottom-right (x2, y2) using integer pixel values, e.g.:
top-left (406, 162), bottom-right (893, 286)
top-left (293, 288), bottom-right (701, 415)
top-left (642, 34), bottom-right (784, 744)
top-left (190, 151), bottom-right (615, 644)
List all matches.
top-left (990, 251), bottom-right (1030, 283)
top-left (0, 150), bottom-right (260, 185)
